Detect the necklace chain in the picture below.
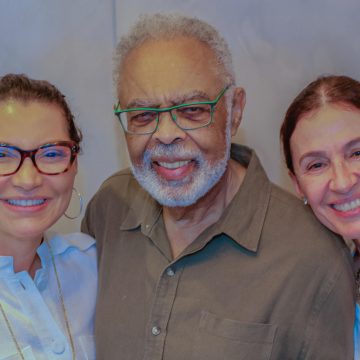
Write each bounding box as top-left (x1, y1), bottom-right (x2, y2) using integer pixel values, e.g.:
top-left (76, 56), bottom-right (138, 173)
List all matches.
top-left (48, 241), bottom-right (76, 359)
top-left (0, 302), bottom-right (25, 360)
top-left (0, 241), bottom-right (76, 359)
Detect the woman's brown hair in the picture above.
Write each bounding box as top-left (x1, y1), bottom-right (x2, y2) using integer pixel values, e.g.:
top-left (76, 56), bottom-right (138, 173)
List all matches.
top-left (0, 73), bottom-right (82, 145)
top-left (280, 75), bottom-right (360, 173)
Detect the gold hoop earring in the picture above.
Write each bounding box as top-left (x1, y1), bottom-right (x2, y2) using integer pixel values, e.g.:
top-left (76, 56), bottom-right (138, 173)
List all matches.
top-left (64, 187), bottom-right (83, 220)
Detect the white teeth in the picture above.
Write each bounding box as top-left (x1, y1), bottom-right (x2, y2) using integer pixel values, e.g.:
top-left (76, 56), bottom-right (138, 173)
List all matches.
top-left (333, 198), bottom-right (360, 212)
top-left (157, 160), bottom-right (190, 169)
top-left (7, 199), bottom-right (45, 207)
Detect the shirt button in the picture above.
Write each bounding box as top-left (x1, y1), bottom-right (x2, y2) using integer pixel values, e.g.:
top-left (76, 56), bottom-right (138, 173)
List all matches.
top-left (51, 340), bottom-right (66, 354)
top-left (166, 267), bottom-right (175, 277)
top-left (37, 279), bottom-right (46, 291)
top-left (151, 326), bottom-right (161, 336)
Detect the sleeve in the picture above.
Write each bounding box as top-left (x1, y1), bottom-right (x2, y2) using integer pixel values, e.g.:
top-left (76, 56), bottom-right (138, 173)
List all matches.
top-left (300, 254), bottom-right (355, 360)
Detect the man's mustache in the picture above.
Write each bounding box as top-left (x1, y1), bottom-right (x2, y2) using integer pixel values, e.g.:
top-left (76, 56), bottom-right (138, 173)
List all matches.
top-left (142, 144), bottom-right (202, 165)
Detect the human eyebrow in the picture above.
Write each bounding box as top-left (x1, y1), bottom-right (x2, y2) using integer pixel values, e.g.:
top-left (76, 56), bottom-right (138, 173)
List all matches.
top-left (346, 137), bottom-right (360, 150)
top-left (298, 151), bottom-right (327, 166)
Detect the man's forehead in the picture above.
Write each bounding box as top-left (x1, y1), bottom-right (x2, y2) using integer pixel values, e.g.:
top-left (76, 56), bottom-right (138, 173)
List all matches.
top-left (118, 42), bottom-right (222, 108)
top-left (120, 38), bottom-right (219, 82)
top-left (124, 89), bottom-right (213, 109)
top-left (126, 36), bottom-right (212, 59)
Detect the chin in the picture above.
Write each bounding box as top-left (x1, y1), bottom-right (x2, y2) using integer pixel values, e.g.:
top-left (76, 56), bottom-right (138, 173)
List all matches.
top-left (331, 223), bottom-right (360, 243)
top-left (13, 220), bottom-right (52, 241)
top-left (343, 230), bottom-right (360, 242)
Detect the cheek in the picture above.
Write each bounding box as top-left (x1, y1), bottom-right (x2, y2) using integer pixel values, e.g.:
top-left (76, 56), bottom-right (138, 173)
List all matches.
top-left (300, 178), bottom-right (327, 207)
top-left (51, 170), bottom-right (76, 203)
top-left (0, 177), bottom-right (9, 192)
top-left (126, 136), bottom-right (149, 164)
top-left (191, 123), bottom-right (228, 155)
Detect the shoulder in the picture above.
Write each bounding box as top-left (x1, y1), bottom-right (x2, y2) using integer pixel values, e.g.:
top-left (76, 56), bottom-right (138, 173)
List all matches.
top-left (265, 183), bottom-right (352, 274)
top-left (45, 233), bottom-right (98, 293)
top-left (267, 183), bottom-right (335, 241)
top-left (91, 168), bottom-right (145, 206)
top-left (83, 168), bottom-right (157, 238)
top-left (86, 168), bottom-right (153, 218)
top-left (261, 185), bottom-right (355, 330)
top-left (46, 232), bottom-right (96, 255)
top-left (101, 168), bottom-right (138, 191)
top-left (267, 183), bottom-right (314, 224)
top-left (99, 168), bottom-right (137, 191)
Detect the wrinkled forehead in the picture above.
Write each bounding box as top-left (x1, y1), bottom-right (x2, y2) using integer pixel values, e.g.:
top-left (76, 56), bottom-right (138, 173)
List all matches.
top-left (117, 37), bottom-right (224, 106)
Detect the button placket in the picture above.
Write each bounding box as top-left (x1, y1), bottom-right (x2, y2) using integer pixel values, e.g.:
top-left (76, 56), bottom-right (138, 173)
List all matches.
top-left (144, 264), bottom-right (182, 359)
top-left (14, 272), bottom-right (71, 359)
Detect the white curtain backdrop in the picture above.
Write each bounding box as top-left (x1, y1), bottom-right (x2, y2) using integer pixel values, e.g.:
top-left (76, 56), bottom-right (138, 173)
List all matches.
top-left (1, 0), bottom-right (360, 233)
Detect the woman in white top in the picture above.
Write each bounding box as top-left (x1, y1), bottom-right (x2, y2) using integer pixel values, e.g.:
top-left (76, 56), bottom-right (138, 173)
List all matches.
top-left (0, 74), bottom-right (97, 360)
top-left (280, 74), bottom-right (359, 359)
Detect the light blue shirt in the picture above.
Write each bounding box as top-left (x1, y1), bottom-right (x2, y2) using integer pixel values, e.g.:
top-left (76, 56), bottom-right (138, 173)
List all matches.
top-left (0, 232), bottom-right (97, 360)
top-left (355, 303), bottom-right (360, 360)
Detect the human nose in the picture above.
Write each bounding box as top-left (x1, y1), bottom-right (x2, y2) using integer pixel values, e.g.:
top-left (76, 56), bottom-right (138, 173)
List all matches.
top-left (329, 162), bottom-right (357, 193)
top-left (11, 158), bottom-right (42, 190)
top-left (152, 110), bottom-right (186, 144)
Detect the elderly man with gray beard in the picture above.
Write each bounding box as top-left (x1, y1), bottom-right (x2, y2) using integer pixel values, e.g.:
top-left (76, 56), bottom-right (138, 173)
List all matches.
top-left (82, 13), bottom-right (354, 360)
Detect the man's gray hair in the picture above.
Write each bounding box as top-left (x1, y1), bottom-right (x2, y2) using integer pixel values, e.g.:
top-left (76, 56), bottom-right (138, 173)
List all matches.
top-left (114, 13), bottom-right (235, 97)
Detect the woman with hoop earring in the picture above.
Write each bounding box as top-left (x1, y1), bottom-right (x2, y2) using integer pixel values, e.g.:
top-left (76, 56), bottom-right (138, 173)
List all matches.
top-left (0, 74), bottom-right (96, 360)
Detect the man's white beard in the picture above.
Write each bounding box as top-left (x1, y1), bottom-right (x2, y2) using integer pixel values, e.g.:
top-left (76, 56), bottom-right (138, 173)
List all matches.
top-left (130, 120), bottom-right (232, 208)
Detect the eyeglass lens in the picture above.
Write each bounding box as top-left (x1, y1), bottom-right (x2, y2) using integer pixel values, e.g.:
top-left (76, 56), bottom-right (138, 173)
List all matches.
top-left (120, 103), bottom-right (213, 134)
top-left (0, 145), bottom-right (74, 175)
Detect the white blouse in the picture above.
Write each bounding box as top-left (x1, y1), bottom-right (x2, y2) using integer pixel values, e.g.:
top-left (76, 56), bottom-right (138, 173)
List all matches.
top-left (0, 232), bottom-right (97, 360)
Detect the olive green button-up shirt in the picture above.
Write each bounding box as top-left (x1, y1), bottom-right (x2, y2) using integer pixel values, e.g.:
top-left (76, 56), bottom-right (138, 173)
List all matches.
top-left (82, 144), bottom-right (355, 360)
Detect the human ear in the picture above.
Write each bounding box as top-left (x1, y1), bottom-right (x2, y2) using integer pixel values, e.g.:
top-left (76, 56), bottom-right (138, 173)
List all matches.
top-left (230, 87), bottom-right (246, 136)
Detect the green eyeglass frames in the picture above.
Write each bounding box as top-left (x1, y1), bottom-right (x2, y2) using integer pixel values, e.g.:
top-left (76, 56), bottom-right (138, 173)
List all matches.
top-left (114, 86), bottom-right (230, 135)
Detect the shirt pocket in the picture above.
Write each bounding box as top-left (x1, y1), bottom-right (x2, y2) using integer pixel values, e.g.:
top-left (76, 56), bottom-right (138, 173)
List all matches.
top-left (0, 346), bottom-right (36, 360)
top-left (192, 311), bottom-right (277, 360)
top-left (76, 335), bottom-right (96, 360)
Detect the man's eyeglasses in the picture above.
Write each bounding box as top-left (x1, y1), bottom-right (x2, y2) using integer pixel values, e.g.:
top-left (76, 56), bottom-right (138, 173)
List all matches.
top-left (0, 141), bottom-right (80, 176)
top-left (114, 86), bottom-right (230, 135)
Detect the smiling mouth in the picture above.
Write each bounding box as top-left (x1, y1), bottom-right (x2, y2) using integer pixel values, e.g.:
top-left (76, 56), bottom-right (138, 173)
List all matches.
top-left (332, 198), bottom-right (360, 212)
top-left (156, 160), bottom-right (192, 169)
top-left (6, 199), bottom-right (46, 207)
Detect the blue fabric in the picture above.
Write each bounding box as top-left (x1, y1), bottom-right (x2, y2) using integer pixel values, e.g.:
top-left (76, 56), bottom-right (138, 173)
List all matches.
top-left (0, 232), bottom-right (97, 360)
top-left (355, 303), bottom-right (360, 360)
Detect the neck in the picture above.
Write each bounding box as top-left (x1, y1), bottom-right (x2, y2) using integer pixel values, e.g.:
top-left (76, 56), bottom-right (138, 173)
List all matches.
top-left (163, 159), bottom-right (246, 258)
top-left (0, 235), bottom-right (43, 278)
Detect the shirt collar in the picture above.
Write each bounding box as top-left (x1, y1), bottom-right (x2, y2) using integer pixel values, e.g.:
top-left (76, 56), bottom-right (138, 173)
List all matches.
top-left (119, 144), bottom-right (272, 254)
top-left (119, 183), bottom-right (162, 235)
top-left (120, 144), bottom-right (271, 252)
top-left (0, 256), bottom-right (15, 275)
top-left (39, 232), bottom-right (95, 258)
top-left (0, 233), bottom-right (94, 283)
top-left (178, 144), bottom-right (271, 255)
top-left (217, 144), bottom-right (271, 252)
